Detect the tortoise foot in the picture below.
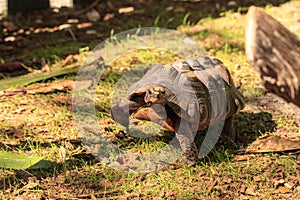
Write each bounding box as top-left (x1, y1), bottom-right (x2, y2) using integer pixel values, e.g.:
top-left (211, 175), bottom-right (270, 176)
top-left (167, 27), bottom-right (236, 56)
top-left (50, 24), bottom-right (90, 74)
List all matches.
top-left (181, 150), bottom-right (199, 165)
top-left (220, 116), bottom-right (236, 144)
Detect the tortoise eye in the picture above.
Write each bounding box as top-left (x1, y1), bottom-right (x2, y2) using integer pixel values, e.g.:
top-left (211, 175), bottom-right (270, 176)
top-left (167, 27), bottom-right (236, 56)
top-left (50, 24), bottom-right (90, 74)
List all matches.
top-left (148, 88), bottom-right (155, 94)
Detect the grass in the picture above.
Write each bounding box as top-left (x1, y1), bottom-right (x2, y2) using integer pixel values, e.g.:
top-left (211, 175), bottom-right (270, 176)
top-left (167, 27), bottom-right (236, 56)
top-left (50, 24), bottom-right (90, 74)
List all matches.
top-left (1, 1), bottom-right (300, 199)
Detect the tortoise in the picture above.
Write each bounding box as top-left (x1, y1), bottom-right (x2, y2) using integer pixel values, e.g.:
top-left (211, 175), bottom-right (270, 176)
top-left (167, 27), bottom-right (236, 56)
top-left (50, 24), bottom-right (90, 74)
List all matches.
top-left (111, 56), bottom-right (245, 164)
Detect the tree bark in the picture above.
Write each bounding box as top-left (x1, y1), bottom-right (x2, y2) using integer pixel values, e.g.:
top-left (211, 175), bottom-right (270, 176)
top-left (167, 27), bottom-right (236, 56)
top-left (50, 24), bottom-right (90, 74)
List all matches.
top-left (245, 6), bottom-right (300, 107)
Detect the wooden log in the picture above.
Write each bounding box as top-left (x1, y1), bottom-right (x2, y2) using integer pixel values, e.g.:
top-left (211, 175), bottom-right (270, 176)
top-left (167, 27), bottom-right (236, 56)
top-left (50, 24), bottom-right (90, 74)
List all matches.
top-left (245, 6), bottom-right (300, 107)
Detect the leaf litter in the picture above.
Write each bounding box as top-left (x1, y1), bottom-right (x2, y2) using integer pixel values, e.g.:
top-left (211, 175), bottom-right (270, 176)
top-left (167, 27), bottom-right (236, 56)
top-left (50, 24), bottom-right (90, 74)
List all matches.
top-left (0, 0), bottom-right (300, 199)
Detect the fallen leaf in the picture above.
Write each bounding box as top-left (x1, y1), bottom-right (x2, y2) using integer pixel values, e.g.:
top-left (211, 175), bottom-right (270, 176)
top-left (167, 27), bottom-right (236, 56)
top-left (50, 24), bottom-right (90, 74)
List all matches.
top-left (206, 177), bottom-right (220, 195)
top-left (41, 57), bottom-right (51, 72)
top-left (13, 131), bottom-right (24, 139)
top-left (103, 13), bottom-right (115, 21)
top-left (54, 95), bottom-right (72, 105)
top-left (98, 179), bottom-right (113, 188)
top-left (3, 21), bottom-right (18, 31)
top-left (87, 9), bottom-right (101, 22)
top-left (271, 178), bottom-right (284, 188)
top-left (284, 182), bottom-right (295, 189)
top-left (233, 155), bottom-right (251, 161)
top-left (86, 30), bottom-right (97, 35)
top-left (0, 152), bottom-right (43, 170)
top-left (223, 177), bottom-right (232, 184)
top-left (253, 175), bottom-right (262, 182)
top-left (246, 135), bottom-right (300, 153)
top-left (61, 54), bottom-right (75, 66)
top-left (209, 166), bottom-right (219, 175)
top-left (174, 7), bottom-right (185, 13)
top-left (14, 169), bottom-right (34, 181)
top-left (67, 19), bottom-right (79, 23)
top-left (278, 186), bottom-right (291, 193)
top-left (77, 22), bottom-right (93, 29)
top-left (245, 187), bottom-right (257, 196)
top-left (0, 61), bottom-right (26, 72)
top-left (22, 178), bottom-right (39, 190)
top-left (166, 6), bottom-right (174, 11)
top-left (12, 107), bottom-right (25, 114)
top-left (0, 44), bottom-right (14, 51)
top-left (169, 190), bottom-right (179, 196)
top-left (26, 80), bottom-right (74, 94)
top-left (56, 174), bottom-right (66, 184)
top-left (118, 7), bottom-right (134, 14)
top-left (91, 194), bottom-right (97, 200)
top-left (107, 1), bottom-right (114, 10)
top-left (240, 184), bottom-right (246, 193)
top-left (57, 146), bottom-right (66, 164)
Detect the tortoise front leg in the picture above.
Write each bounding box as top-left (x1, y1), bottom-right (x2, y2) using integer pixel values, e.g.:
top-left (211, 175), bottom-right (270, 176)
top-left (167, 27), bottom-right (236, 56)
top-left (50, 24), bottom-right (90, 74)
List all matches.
top-left (132, 106), bottom-right (176, 132)
top-left (221, 116), bottom-right (236, 143)
top-left (174, 119), bottom-right (199, 165)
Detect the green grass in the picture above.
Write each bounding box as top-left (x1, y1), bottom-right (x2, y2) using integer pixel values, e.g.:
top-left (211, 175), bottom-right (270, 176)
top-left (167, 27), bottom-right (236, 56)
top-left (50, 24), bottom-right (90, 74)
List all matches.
top-left (1, 1), bottom-right (300, 199)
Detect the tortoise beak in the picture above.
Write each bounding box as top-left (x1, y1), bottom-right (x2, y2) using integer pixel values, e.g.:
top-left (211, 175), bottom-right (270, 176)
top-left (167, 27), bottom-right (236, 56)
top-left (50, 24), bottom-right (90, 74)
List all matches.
top-left (110, 98), bottom-right (144, 128)
top-left (111, 100), bottom-right (131, 128)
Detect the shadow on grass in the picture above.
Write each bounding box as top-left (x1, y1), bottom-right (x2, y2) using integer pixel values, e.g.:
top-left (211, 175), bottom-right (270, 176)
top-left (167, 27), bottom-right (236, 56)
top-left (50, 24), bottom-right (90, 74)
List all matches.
top-left (0, 0), bottom-right (290, 64)
top-left (0, 110), bottom-right (275, 195)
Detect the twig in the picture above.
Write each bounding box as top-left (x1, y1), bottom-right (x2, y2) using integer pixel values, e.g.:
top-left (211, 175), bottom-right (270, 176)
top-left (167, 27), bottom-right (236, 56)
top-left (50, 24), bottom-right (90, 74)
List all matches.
top-left (76, 189), bottom-right (134, 198)
top-left (206, 177), bottom-right (220, 195)
top-left (70, 0), bottom-right (101, 16)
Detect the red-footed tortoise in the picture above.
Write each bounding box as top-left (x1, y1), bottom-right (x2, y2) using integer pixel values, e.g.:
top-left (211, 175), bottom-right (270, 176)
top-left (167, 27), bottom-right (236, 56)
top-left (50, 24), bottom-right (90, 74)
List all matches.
top-left (111, 56), bottom-right (245, 164)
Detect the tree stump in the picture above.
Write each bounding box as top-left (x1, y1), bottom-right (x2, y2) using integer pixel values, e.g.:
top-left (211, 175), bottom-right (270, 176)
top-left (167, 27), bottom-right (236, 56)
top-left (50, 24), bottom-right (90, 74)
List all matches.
top-left (245, 6), bottom-right (300, 107)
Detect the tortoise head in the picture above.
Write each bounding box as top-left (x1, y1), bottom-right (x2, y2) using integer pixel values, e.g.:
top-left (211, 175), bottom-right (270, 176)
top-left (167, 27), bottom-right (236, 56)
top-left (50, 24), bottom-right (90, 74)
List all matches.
top-left (111, 85), bottom-right (167, 128)
top-left (110, 99), bottom-right (131, 128)
top-left (143, 85), bottom-right (166, 105)
top-left (111, 94), bottom-right (150, 127)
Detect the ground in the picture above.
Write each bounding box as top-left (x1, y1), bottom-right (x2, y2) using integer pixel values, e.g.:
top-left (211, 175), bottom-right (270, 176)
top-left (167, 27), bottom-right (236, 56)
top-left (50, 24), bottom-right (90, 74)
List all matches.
top-left (0, 0), bottom-right (300, 199)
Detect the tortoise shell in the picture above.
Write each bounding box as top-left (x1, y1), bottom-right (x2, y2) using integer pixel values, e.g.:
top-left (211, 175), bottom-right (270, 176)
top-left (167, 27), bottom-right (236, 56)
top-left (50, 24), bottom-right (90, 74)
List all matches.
top-left (111, 56), bottom-right (245, 133)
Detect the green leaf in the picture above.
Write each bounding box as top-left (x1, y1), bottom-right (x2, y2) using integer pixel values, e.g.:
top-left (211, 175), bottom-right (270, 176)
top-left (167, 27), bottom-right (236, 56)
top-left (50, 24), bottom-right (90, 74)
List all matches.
top-left (0, 152), bottom-right (44, 170)
top-left (0, 65), bottom-right (79, 90)
top-left (28, 160), bottom-right (55, 170)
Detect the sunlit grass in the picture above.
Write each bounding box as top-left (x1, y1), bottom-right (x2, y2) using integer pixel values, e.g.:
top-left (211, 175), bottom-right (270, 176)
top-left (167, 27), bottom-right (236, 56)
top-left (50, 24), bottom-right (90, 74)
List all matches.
top-left (1, 1), bottom-right (300, 199)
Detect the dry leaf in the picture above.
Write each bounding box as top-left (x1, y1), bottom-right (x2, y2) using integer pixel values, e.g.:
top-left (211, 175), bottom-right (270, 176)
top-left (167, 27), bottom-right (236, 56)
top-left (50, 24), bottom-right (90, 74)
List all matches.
top-left (77, 22), bottom-right (93, 29)
top-left (118, 7), bottom-right (134, 14)
top-left (57, 146), bottom-right (67, 164)
top-left (233, 155), bottom-right (251, 161)
top-left (278, 186), bottom-right (291, 193)
top-left (3, 21), bottom-right (18, 31)
top-left (245, 187), bottom-right (257, 196)
top-left (223, 177), bottom-right (232, 184)
top-left (253, 175), bottom-right (262, 182)
top-left (246, 135), bottom-right (300, 153)
top-left (0, 61), bottom-right (26, 72)
top-left (87, 9), bottom-right (101, 22)
top-left (41, 57), bottom-right (51, 72)
top-left (98, 179), bottom-right (113, 188)
top-left (206, 177), bottom-right (220, 195)
top-left (103, 13), bottom-right (115, 21)
top-left (14, 170), bottom-right (34, 181)
top-left (284, 182), bottom-right (295, 189)
top-left (174, 7), bottom-right (185, 13)
top-left (169, 190), bottom-right (179, 196)
top-left (107, 1), bottom-right (114, 10)
top-left (61, 54), bottom-right (75, 66)
top-left (22, 178), bottom-right (39, 190)
top-left (91, 194), bottom-right (97, 200)
top-left (67, 19), bottom-right (79, 23)
top-left (26, 80), bottom-right (74, 94)
top-left (240, 184), bottom-right (246, 193)
top-left (209, 166), bottom-right (219, 175)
